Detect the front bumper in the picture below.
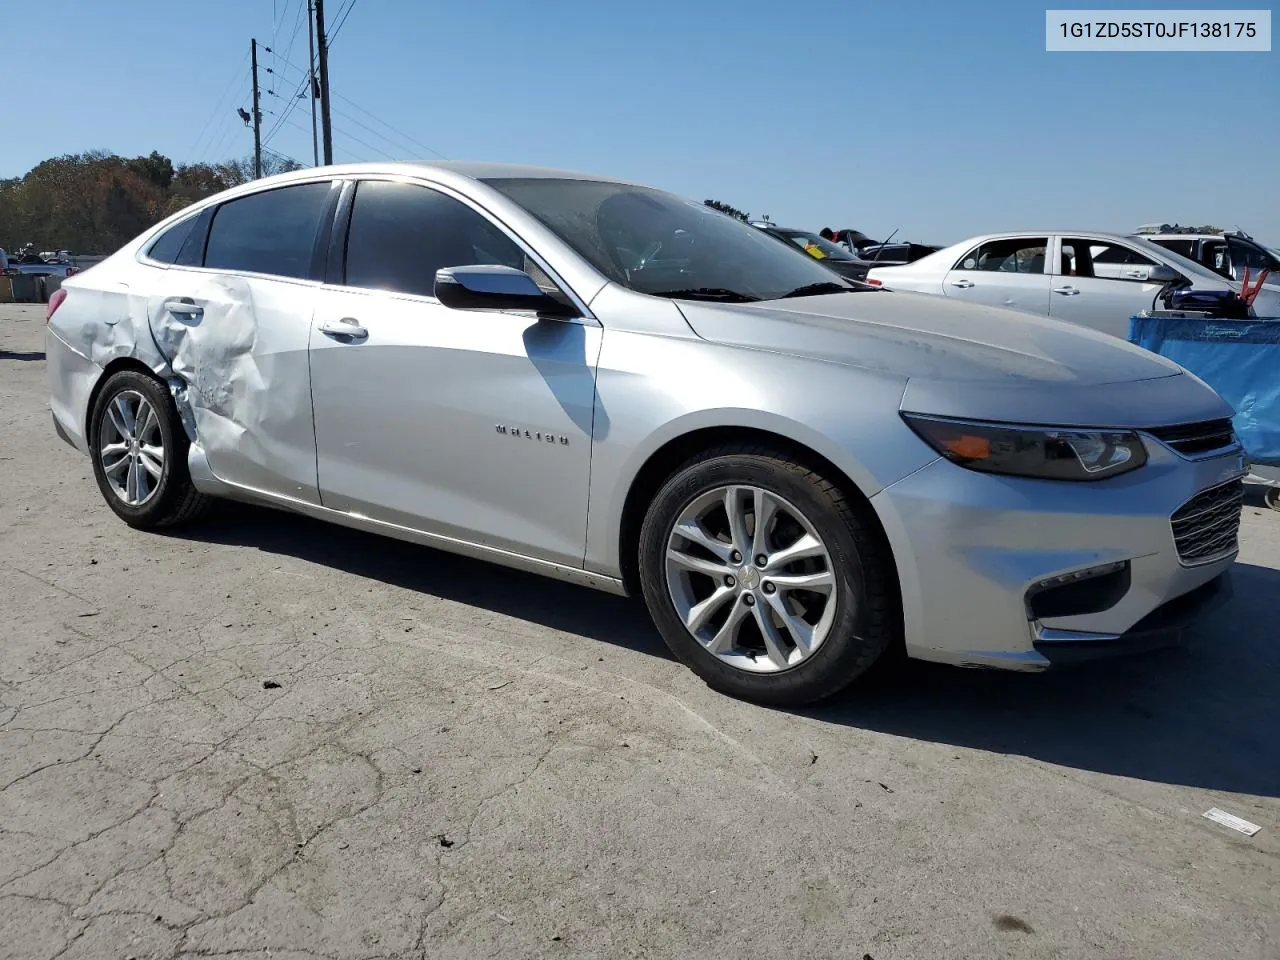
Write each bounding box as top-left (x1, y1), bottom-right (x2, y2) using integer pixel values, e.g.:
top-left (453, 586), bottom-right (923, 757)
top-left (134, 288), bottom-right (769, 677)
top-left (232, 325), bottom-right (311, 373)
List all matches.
top-left (871, 439), bottom-right (1245, 671)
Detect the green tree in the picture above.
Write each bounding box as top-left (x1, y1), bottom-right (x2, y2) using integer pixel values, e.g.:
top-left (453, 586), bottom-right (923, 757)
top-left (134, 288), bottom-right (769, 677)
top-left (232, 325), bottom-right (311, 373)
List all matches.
top-left (126, 150), bottom-right (175, 190)
top-left (704, 199), bottom-right (750, 221)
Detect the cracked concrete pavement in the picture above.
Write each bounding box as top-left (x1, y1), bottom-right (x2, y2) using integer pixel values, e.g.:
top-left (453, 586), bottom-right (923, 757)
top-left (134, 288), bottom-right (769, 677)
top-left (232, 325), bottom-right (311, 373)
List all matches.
top-left (2, 302), bottom-right (1278, 959)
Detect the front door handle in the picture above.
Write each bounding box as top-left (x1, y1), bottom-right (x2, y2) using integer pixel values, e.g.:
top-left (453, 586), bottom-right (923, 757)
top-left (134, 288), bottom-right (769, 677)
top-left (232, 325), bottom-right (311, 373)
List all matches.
top-left (1053, 285), bottom-right (1080, 295)
top-left (163, 297), bottom-right (203, 317)
top-left (318, 318), bottom-right (368, 340)
top-left (950, 278), bottom-right (974, 289)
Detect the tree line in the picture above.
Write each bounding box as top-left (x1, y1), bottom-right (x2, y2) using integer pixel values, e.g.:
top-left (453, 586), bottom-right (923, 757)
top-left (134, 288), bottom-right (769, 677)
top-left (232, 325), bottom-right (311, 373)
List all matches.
top-left (0, 150), bottom-right (302, 256)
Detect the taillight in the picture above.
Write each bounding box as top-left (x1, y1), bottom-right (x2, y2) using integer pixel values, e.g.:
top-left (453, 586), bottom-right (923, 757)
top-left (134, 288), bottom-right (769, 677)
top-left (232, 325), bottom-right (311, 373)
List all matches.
top-left (46, 288), bottom-right (67, 323)
top-left (864, 277), bottom-right (882, 286)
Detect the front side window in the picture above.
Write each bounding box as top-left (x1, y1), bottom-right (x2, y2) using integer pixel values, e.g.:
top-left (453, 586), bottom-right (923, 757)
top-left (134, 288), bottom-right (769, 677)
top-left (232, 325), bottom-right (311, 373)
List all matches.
top-left (1060, 239), bottom-right (1156, 281)
top-left (1227, 237), bottom-right (1280, 279)
top-left (204, 182), bottom-right (333, 280)
top-left (343, 180), bottom-right (552, 299)
top-left (482, 177), bottom-right (856, 302)
top-left (955, 238), bottom-right (1047, 274)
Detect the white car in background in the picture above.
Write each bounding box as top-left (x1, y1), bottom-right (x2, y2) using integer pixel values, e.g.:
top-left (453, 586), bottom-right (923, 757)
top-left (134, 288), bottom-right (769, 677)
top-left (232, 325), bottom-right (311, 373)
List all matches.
top-left (866, 231), bottom-right (1280, 338)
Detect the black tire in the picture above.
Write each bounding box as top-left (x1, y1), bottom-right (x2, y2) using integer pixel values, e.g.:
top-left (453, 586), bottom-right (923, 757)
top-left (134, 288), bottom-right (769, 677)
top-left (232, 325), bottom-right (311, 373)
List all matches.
top-left (88, 369), bottom-right (212, 529)
top-left (638, 444), bottom-right (898, 706)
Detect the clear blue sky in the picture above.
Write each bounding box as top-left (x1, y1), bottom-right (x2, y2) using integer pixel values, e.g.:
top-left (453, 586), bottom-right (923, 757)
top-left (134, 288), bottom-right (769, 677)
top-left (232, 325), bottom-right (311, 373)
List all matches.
top-left (7, 0), bottom-right (1278, 243)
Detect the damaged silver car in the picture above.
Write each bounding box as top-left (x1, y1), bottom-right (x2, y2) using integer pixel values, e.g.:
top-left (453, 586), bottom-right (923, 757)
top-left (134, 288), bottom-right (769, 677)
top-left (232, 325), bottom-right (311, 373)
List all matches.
top-left (47, 163), bottom-right (1246, 705)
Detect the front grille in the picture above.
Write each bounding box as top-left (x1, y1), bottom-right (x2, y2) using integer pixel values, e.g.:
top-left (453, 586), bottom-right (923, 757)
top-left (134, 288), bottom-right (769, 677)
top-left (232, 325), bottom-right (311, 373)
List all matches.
top-left (1146, 418), bottom-right (1236, 456)
top-left (1170, 479), bottom-right (1244, 565)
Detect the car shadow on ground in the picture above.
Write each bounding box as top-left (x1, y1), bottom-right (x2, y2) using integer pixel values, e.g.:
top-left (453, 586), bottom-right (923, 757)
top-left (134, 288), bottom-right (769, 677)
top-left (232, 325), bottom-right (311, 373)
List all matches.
top-left (173, 502), bottom-right (670, 661)
top-left (177, 503), bottom-right (1278, 797)
top-left (803, 560), bottom-right (1280, 798)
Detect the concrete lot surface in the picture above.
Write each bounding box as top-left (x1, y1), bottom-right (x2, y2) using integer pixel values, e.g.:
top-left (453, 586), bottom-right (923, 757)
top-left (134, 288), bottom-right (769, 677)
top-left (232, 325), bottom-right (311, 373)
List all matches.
top-left (2, 302), bottom-right (1277, 959)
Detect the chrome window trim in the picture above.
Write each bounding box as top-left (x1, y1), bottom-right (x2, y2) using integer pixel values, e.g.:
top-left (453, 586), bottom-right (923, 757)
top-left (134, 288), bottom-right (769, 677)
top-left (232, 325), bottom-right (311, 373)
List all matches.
top-left (133, 174), bottom-right (341, 271)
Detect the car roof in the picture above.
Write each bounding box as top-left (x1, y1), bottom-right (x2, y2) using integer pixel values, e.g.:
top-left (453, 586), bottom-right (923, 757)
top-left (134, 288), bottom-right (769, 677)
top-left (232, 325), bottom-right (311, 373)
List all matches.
top-left (262, 160), bottom-right (635, 185)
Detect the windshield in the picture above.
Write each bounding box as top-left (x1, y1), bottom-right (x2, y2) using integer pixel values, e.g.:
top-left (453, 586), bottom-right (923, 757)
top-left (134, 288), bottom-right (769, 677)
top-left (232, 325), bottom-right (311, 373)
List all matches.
top-left (483, 177), bottom-right (861, 301)
top-left (773, 229), bottom-right (859, 262)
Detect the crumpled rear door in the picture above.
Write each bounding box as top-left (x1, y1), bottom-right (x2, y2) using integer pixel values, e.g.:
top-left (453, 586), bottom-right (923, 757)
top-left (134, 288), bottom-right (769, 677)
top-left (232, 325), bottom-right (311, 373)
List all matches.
top-left (147, 271), bottom-right (321, 504)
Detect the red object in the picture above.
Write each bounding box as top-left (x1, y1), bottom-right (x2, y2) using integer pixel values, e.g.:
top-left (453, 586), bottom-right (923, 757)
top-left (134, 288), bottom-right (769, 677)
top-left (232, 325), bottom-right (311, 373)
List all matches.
top-left (1239, 265), bottom-right (1270, 306)
top-left (864, 277), bottom-right (882, 286)
top-left (46, 288), bottom-right (67, 322)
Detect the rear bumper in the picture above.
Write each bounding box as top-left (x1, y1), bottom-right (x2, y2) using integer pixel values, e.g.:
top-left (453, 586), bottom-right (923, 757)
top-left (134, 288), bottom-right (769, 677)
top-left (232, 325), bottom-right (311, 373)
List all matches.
top-left (46, 326), bottom-right (99, 457)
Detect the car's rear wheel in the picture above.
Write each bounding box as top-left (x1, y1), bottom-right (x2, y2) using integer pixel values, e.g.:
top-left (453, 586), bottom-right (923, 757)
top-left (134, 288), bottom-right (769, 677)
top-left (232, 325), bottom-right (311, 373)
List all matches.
top-left (638, 444), bottom-right (898, 705)
top-left (88, 370), bottom-right (211, 528)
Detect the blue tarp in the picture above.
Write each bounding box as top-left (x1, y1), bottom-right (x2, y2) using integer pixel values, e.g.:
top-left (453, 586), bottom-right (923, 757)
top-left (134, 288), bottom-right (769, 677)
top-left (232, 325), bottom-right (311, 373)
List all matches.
top-left (1128, 315), bottom-right (1280, 466)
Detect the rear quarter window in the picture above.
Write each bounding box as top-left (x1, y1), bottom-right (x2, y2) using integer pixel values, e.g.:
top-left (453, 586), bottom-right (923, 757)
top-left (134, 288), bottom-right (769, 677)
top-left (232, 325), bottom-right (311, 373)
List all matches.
top-left (145, 214), bottom-right (197, 264)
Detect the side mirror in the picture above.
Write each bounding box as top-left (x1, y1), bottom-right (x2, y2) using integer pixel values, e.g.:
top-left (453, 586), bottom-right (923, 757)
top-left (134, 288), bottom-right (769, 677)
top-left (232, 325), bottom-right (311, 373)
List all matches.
top-left (434, 265), bottom-right (578, 319)
top-left (1136, 263), bottom-right (1180, 283)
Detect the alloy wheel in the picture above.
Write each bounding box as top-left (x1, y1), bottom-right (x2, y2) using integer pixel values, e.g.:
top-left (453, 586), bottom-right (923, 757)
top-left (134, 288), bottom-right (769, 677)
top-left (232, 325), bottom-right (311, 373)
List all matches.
top-left (664, 485), bottom-right (839, 673)
top-left (99, 390), bottom-right (165, 506)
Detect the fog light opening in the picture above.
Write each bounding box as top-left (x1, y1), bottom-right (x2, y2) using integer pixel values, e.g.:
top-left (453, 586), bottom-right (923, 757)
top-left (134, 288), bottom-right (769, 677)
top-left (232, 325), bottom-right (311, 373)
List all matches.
top-left (1026, 561), bottom-right (1131, 621)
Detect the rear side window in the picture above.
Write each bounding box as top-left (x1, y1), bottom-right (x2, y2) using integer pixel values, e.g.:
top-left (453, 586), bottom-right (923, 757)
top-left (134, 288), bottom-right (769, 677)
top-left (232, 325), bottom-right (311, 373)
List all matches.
top-left (1153, 238), bottom-right (1195, 258)
top-left (146, 215), bottom-right (197, 264)
top-left (955, 238), bottom-right (1047, 274)
top-left (204, 182), bottom-right (333, 279)
top-left (343, 180), bottom-right (529, 298)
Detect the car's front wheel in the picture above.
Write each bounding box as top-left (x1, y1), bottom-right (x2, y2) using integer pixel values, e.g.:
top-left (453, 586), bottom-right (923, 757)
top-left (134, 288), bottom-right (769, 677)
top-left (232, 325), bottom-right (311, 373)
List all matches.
top-left (88, 369), bottom-right (211, 529)
top-left (638, 444), bottom-right (898, 706)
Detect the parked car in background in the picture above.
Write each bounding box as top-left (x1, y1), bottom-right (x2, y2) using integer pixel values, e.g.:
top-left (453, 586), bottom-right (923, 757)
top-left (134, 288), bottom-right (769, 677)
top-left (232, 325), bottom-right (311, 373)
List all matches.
top-left (48, 163), bottom-right (1245, 705)
top-left (866, 230), bottom-right (1280, 338)
top-left (751, 223), bottom-right (875, 282)
top-left (859, 242), bottom-right (943, 266)
top-left (1140, 229), bottom-right (1280, 284)
top-left (6, 249), bottom-right (79, 278)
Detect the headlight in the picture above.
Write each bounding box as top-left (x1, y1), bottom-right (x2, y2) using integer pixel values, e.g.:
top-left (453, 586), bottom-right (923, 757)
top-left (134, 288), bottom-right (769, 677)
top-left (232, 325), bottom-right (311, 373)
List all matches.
top-left (902, 414), bottom-right (1148, 481)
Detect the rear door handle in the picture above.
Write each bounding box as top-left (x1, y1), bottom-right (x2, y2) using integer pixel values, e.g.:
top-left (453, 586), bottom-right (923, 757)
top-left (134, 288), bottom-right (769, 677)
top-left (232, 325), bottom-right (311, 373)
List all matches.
top-left (950, 279), bottom-right (974, 289)
top-left (318, 318), bottom-right (368, 340)
top-left (163, 297), bottom-right (203, 317)
top-left (1053, 286), bottom-right (1080, 295)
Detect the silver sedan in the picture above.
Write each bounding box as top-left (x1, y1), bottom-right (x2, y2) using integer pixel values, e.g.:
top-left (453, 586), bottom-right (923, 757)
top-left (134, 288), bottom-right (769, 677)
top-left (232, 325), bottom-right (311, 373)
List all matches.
top-left (46, 163), bottom-right (1246, 704)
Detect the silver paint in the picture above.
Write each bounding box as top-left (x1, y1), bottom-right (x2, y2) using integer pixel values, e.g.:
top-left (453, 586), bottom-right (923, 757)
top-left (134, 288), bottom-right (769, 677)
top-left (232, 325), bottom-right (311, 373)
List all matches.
top-left (47, 161), bottom-right (1242, 670)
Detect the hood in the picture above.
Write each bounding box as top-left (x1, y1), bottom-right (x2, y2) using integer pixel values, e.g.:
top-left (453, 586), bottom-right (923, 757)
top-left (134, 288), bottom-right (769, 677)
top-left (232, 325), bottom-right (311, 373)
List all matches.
top-left (678, 289), bottom-right (1183, 386)
top-left (677, 290), bottom-right (1234, 428)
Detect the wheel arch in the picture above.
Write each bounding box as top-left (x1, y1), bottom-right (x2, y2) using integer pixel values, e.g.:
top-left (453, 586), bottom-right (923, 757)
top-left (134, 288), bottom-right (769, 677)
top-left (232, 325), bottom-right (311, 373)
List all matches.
top-left (84, 357), bottom-right (168, 441)
top-left (615, 424), bottom-right (901, 616)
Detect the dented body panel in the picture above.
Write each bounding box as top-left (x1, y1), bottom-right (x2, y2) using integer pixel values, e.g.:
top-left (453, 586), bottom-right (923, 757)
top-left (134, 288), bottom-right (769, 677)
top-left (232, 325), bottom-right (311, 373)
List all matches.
top-left (48, 161), bottom-right (1243, 670)
top-left (147, 270), bottom-right (322, 504)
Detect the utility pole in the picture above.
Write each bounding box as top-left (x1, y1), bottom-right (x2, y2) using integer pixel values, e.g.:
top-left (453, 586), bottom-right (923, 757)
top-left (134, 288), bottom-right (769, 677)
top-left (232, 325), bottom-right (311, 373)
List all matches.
top-left (315, 0), bottom-right (333, 165)
top-left (250, 38), bottom-right (263, 179)
top-left (305, 0), bottom-right (320, 167)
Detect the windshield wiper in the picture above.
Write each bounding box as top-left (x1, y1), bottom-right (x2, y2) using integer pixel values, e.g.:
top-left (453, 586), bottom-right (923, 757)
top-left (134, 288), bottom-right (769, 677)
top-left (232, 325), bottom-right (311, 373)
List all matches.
top-left (651, 287), bottom-right (760, 303)
top-left (775, 281), bottom-right (860, 299)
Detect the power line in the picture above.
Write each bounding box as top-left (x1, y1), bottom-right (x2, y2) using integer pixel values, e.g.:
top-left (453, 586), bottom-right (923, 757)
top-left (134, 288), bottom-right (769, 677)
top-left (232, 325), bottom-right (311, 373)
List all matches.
top-left (190, 51), bottom-right (250, 158)
top-left (278, 0), bottom-right (309, 75)
top-left (328, 0), bottom-right (358, 44)
top-left (207, 84), bottom-right (253, 161)
top-left (333, 126), bottom-right (400, 162)
top-left (267, 53), bottom-right (448, 159)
